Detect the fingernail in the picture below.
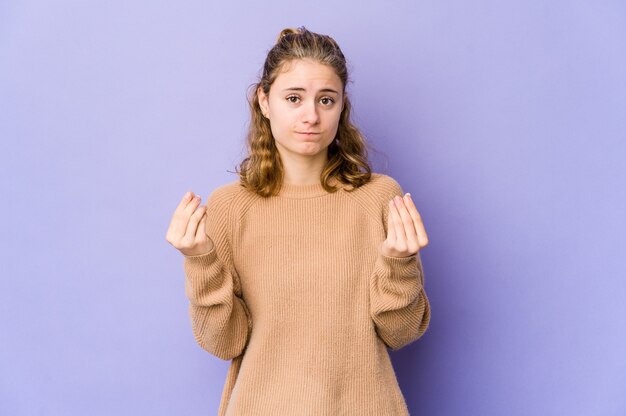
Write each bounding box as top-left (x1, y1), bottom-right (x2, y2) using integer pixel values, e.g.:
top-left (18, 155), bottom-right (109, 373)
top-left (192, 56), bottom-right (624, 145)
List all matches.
top-left (185, 192), bottom-right (191, 200)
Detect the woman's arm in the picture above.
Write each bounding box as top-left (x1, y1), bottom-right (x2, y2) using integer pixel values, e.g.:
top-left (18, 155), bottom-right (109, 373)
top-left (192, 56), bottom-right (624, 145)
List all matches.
top-left (369, 249), bottom-right (430, 350)
top-left (182, 186), bottom-right (252, 360)
top-left (369, 176), bottom-right (431, 350)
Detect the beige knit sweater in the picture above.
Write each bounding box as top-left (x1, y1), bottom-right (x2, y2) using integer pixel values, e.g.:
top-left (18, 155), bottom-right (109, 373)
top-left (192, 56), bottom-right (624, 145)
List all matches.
top-left (182, 172), bottom-right (431, 415)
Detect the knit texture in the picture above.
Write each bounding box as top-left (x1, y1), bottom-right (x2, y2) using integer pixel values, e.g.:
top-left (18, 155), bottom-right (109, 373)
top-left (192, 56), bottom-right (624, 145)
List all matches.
top-left (183, 172), bottom-right (431, 415)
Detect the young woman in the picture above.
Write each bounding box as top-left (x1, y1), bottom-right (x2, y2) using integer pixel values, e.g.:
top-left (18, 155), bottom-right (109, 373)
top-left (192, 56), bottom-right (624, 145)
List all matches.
top-left (166, 26), bottom-right (431, 415)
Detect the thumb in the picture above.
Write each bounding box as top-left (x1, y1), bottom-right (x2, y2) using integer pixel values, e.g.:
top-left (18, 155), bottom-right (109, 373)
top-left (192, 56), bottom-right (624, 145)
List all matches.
top-left (195, 210), bottom-right (208, 239)
top-left (386, 200), bottom-right (397, 242)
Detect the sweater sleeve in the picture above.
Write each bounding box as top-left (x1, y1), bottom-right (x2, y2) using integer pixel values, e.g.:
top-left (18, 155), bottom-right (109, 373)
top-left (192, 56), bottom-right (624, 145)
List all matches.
top-left (182, 184), bottom-right (252, 360)
top-left (369, 176), bottom-right (431, 351)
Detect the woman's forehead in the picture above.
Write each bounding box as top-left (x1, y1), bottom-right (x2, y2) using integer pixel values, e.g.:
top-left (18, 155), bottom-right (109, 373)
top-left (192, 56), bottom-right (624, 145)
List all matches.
top-left (273, 59), bottom-right (342, 90)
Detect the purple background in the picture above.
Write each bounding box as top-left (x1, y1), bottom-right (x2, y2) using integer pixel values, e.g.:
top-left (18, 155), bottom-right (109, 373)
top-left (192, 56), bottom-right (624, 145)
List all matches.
top-left (1, 1), bottom-right (625, 415)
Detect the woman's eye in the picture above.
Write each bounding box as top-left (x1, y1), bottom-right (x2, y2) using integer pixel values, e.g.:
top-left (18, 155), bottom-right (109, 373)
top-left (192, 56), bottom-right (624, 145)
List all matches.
top-left (286, 96), bottom-right (335, 105)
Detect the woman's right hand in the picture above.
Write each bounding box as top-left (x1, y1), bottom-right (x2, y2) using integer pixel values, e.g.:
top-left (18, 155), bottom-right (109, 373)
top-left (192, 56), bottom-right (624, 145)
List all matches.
top-left (165, 191), bottom-right (214, 257)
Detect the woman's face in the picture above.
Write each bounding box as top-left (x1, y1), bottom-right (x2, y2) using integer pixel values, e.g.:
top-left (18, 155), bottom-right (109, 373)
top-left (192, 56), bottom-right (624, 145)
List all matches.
top-left (258, 58), bottom-right (344, 161)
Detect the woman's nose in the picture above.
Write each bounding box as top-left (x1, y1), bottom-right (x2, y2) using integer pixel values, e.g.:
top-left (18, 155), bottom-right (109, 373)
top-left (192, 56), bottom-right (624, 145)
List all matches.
top-left (301, 101), bottom-right (320, 124)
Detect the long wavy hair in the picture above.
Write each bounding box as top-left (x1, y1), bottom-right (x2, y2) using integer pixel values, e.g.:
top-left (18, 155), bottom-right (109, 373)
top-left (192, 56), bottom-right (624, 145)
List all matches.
top-left (236, 26), bottom-right (373, 197)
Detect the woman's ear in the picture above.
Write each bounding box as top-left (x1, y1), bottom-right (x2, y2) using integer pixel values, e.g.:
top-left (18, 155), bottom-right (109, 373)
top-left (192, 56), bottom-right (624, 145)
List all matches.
top-left (257, 87), bottom-right (269, 118)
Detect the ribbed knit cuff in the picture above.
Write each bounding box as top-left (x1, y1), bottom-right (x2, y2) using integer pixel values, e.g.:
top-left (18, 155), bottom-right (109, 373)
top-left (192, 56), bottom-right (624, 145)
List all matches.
top-left (183, 245), bottom-right (217, 262)
top-left (377, 245), bottom-right (418, 264)
top-left (183, 247), bottom-right (220, 296)
top-left (374, 248), bottom-right (423, 290)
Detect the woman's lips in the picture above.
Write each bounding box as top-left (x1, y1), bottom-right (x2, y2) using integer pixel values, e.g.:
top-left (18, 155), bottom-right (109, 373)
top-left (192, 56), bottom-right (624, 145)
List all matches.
top-left (296, 132), bottom-right (320, 141)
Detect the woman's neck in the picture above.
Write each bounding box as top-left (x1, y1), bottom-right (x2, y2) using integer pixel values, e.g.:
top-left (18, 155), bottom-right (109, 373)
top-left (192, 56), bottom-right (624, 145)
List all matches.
top-left (280, 150), bottom-right (329, 185)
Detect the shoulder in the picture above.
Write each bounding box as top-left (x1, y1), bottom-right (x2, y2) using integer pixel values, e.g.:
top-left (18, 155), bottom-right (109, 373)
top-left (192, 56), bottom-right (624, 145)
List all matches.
top-left (368, 172), bottom-right (404, 195)
top-left (352, 172), bottom-right (405, 202)
top-left (206, 178), bottom-right (261, 220)
top-left (363, 174), bottom-right (408, 230)
top-left (203, 179), bottom-right (245, 216)
top-left (201, 179), bottom-right (247, 244)
top-left (340, 173), bottom-right (405, 224)
top-left (208, 178), bottom-right (245, 202)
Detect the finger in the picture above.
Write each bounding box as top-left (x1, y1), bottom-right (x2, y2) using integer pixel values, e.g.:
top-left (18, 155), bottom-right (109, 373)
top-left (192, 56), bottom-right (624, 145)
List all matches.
top-left (167, 192), bottom-right (199, 238)
top-left (183, 195), bottom-right (202, 216)
top-left (395, 195), bottom-right (418, 241)
top-left (184, 203), bottom-right (207, 240)
top-left (179, 195), bottom-right (202, 235)
top-left (167, 191), bottom-right (199, 228)
top-left (390, 197), bottom-right (406, 242)
top-left (173, 191), bottom-right (197, 222)
top-left (404, 193), bottom-right (429, 246)
top-left (386, 199), bottom-right (397, 242)
top-left (177, 191), bottom-right (195, 211)
top-left (195, 210), bottom-right (207, 240)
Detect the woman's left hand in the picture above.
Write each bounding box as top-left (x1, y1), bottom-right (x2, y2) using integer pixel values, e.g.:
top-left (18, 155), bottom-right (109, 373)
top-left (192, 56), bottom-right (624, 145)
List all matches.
top-left (380, 193), bottom-right (429, 258)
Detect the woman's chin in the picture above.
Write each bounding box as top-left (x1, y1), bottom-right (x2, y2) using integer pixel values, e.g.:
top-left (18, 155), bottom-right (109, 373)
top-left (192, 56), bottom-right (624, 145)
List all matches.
top-left (300, 144), bottom-right (330, 156)
top-left (276, 140), bottom-right (330, 158)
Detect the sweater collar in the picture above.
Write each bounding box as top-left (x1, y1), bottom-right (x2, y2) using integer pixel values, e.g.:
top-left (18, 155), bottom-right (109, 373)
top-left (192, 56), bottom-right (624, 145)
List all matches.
top-left (277, 178), bottom-right (340, 199)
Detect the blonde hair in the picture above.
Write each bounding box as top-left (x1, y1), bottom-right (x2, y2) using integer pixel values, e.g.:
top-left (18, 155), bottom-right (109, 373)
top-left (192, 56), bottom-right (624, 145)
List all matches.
top-left (236, 26), bottom-right (373, 197)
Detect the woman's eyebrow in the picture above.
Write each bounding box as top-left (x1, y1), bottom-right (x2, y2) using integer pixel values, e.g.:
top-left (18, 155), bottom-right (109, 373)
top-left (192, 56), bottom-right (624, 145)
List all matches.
top-left (282, 87), bottom-right (339, 95)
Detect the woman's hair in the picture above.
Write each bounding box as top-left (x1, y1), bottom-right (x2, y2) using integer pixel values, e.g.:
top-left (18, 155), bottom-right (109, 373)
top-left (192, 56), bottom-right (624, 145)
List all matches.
top-left (236, 26), bottom-right (373, 197)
